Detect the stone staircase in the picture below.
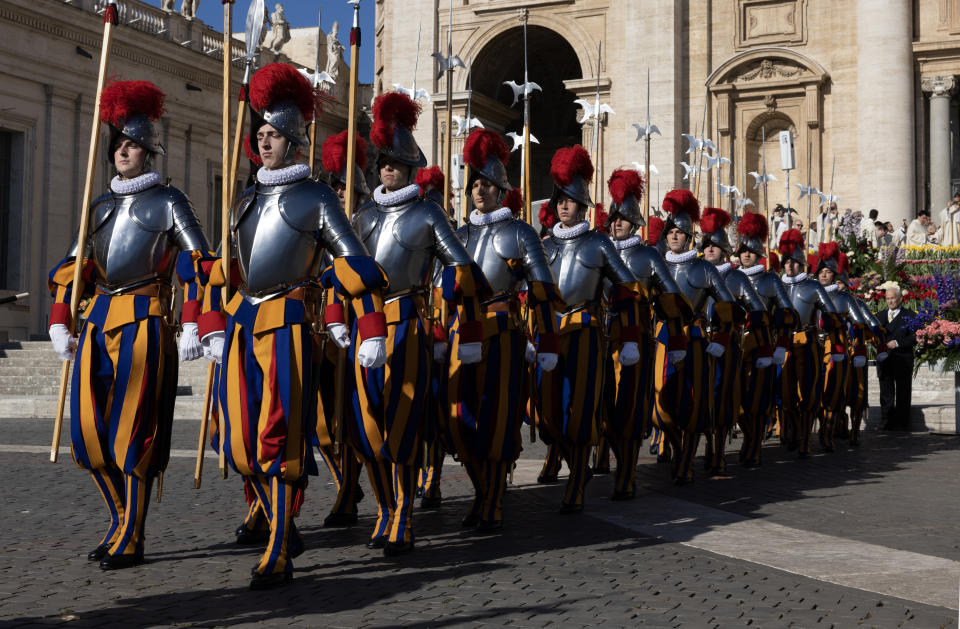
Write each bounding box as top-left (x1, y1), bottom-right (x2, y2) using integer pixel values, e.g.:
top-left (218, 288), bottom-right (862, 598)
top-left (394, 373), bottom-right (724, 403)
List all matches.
top-left (0, 340), bottom-right (209, 419)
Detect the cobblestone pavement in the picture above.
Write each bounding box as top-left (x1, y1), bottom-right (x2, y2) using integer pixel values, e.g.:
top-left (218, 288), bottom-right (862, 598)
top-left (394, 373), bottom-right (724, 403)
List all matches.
top-left (0, 417), bottom-right (957, 628)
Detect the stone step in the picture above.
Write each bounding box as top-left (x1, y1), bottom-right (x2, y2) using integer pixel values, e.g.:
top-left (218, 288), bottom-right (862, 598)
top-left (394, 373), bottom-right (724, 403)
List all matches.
top-left (0, 395), bottom-right (207, 420)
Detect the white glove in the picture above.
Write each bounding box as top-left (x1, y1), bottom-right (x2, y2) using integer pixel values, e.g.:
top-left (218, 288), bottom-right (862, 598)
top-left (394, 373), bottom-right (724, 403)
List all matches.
top-left (755, 356), bottom-right (773, 369)
top-left (178, 322), bottom-right (203, 362)
top-left (773, 346), bottom-right (787, 365)
top-left (831, 352), bottom-right (845, 363)
top-left (49, 324), bottom-right (77, 361)
top-left (524, 340), bottom-right (537, 364)
top-left (876, 351), bottom-right (889, 362)
top-left (619, 341), bottom-right (640, 366)
top-left (537, 352), bottom-right (558, 372)
top-left (202, 331), bottom-right (225, 364)
top-left (433, 341), bottom-right (448, 363)
top-left (459, 341), bottom-right (482, 365)
top-left (706, 342), bottom-right (726, 358)
top-left (357, 336), bottom-right (387, 369)
top-left (853, 355), bottom-right (867, 368)
top-left (667, 350), bottom-right (687, 364)
top-left (326, 323), bottom-right (351, 350)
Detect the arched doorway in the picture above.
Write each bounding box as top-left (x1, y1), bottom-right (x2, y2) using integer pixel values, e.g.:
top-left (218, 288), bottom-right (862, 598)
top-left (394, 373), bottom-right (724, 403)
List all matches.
top-left (470, 25), bottom-right (583, 201)
top-left (745, 112), bottom-right (798, 217)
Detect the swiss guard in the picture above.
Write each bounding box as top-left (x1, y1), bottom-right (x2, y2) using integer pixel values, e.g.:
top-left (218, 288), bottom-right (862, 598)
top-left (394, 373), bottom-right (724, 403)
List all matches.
top-left (698, 207), bottom-right (771, 475)
top-left (446, 128), bottom-right (560, 531)
top-left (348, 91), bottom-right (487, 555)
top-left (776, 229), bottom-right (841, 459)
top-left (47, 80), bottom-right (211, 570)
top-left (656, 190), bottom-right (738, 485)
top-left (734, 212), bottom-right (796, 466)
top-left (602, 168), bottom-right (686, 498)
top-left (539, 146), bottom-right (642, 513)
top-left (200, 63), bottom-right (389, 589)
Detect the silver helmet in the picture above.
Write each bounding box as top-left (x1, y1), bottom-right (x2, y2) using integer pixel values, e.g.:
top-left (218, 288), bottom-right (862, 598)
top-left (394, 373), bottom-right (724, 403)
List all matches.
top-left (109, 113), bottom-right (165, 155)
top-left (662, 189), bottom-right (700, 238)
top-left (699, 207), bottom-right (733, 254)
top-left (371, 92), bottom-right (428, 171)
top-left (247, 63), bottom-right (316, 158)
top-left (607, 168), bottom-right (645, 229)
top-left (548, 145), bottom-right (595, 211)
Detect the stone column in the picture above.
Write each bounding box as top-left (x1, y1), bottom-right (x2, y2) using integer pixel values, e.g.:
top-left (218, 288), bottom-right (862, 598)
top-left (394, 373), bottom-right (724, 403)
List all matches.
top-left (922, 75), bottom-right (957, 214)
top-left (857, 1), bottom-right (915, 225)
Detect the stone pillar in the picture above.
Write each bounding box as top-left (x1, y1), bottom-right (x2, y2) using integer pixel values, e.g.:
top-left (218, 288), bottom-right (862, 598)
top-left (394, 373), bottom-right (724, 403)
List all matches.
top-left (922, 75), bottom-right (957, 214)
top-left (857, 1), bottom-right (915, 224)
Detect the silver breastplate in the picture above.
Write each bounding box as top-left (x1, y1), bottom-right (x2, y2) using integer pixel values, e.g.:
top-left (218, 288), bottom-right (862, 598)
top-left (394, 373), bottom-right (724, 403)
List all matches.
top-left (785, 278), bottom-right (830, 326)
top-left (459, 218), bottom-right (553, 295)
top-left (234, 178), bottom-right (366, 300)
top-left (830, 290), bottom-right (865, 325)
top-left (619, 242), bottom-right (679, 296)
top-left (745, 270), bottom-right (790, 312)
top-left (545, 231), bottom-right (633, 310)
top-left (354, 197), bottom-right (473, 297)
top-left (89, 185), bottom-right (207, 293)
top-left (665, 257), bottom-right (728, 313)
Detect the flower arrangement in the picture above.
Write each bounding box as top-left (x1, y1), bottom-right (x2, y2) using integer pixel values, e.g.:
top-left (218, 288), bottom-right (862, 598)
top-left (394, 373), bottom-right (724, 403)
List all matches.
top-left (913, 319), bottom-right (960, 373)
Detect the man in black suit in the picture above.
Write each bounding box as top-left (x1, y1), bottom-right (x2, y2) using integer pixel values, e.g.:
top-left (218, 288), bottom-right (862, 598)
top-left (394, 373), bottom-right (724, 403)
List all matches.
top-left (877, 286), bottom-right (916, 430)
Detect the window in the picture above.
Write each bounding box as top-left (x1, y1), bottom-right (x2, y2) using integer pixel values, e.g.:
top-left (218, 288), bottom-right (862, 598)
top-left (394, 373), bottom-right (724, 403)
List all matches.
top-left (0, 131), bottom-right (16, 290)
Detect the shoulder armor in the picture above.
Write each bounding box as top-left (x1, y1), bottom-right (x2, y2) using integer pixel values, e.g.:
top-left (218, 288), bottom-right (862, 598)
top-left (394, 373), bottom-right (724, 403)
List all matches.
top-left (544, 237), bottom-right (560, 265)
top-left (352, 199), bottom-right (379, 242)
top-left (232, 185), bottom-right (257, 231)
top-left (128, 184), bottom-right (185, 233)
top-left (278, 179), bottom-right (338, 233)
top-left (392, 200), bottom-right (443, 251)
top-left (574, 232), bottom-right (607, 269)
top-left (90, 192), bottom-right (115, 234)
top-left (455, 223), bottom-right (470, 244)
top-left (491, 219), bottom-right (526, 261)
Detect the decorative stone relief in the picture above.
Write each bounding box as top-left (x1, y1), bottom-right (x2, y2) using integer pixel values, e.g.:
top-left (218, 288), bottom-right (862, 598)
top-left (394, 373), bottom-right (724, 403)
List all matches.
top-left (737, 59), bottom-right (804, 82)
top-left (921, 75), bottom-right (957, 97)
top-left (737, 0), bottom-right (806, 49)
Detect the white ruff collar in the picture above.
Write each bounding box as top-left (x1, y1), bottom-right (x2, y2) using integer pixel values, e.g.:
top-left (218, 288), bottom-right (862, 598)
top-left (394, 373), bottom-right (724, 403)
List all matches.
top-left (553, 221), bottom-right (590, 239)
top-left (257, 164), bottom-right (311, 185)
top-left (614, 235), bottom-right (643, 250)
top-left (782, 272), bottom-right (808, 285)
top-left (715, 262), bottom-right (732, 275)
top-left (741, 264), bottom-right (765, 276)
top-left (373, 183), bottom-right (421, 206)
top-left (824, 283), bottom-right (839, 293)
top-left (111, 171), bottom-right (161, 195)
top-left (665, 250), bottom-right (698, 263)
top-left (470, 207), bottom-right (512, 226)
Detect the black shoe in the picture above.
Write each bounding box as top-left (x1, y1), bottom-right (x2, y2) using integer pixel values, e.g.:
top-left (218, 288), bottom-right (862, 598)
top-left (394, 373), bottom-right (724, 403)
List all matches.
top-left (249, 571), bottom-right (292, 590)
top-left (558, 502), bottom-right (583, 514)
top-left (366, 536), bottom-right (387, 549)
top-left (786, 440), bottom-right (798, 452)
top-left (235, 525), bottom-right (270, 545)
top-left (323, 512), bottom-right (359, 528)
top-left (673, 477), bottom-right (690, 486)
top-left (592, 465), bottom-right (611, 475)
top-left (536, 474), bottom-right (558, 484)
top-left (99, 552), bottom-right (144, 571)
top-left (648, 444), bottom-right (658, 456)
top-left (476, 520), bottom-right (502, 534)
top-left (461, 512), bottom-right (481, 528)
top-left (383, 539), bottom-right (414, 557)
top-left (798, 451), bottom-right (809, 459)
top-left (656, 454), bottom-right (671, 464)
top-left (822, 445), bottom-right (835, 453)
top-left (611, 489), bottom-right (635, 501)
top-left (419, 495), bottom-right (442, 509)
top-left (87, 544), bottom-right (110, 562)
top-left (741, 460), bottom-right (761, 469)
top-left (849, 439), bottom-right (860, 448)
top-left (707, 466), bottom-right (724, 477)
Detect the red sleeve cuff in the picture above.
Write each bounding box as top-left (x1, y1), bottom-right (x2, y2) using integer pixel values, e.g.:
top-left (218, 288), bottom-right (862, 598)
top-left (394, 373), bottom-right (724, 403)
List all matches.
top-left (620, 325), bottom-right (641, 343)
top-left (49, 303), bottom-right (71, 327)
top-left (712, 331), bottom-right (731, 347)
top-left (182, 299), bottom-right (200, 324)
top-left (322, 303), bottom-right (345, 326)
top-left (357, 312), bottom-right (387, 341)
top-left (538, 332), bottom-right (559, 354)
top-left (433, 322), bottom-right (447, 343)
top-left (668, 335), bottom-right (687, 351)
top-left (758, 344), bottom-right (774, 358)
top-left (197, 310), bottom-right (226, 339)
top-left (458, 320), bottom-right (483, 344)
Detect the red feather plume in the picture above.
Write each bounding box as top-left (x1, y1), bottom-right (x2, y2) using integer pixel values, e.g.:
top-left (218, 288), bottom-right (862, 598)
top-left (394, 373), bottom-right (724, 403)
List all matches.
top-left (608, 169), bottom-right (644, 205)
top-left (837, 251), bottom-right (850, 275)
top-left (414, 165), bottom-right (444, 195)
top-left (778, 228), bottom-right (805, 256)
top-left (539, 201), bottom-right (557, 229)
top-left (243, 133), bottom-right (263, 167)
top-left (594, 203), bottom-right (609, 234)
top-left (737, 211), bottom-right (768, 240)
top-left (807, 253), bottom-right (819, 269)
top-left (818, 241), bottom-right (839, 262)
top-left (321, 131), bottom-right (368, 176)
top-left (648, 216), bottom-right (665, 245)
top-left (767, 252), bottom-right (781, 273)
top-left (463, 129), bottom-right (509, 171)
top-left (100, 80), bottom-right (165, 126)
top-left (700, 207), bottom-right (730, 234)
top-left (371, 92), bottom-right (421, 151)
top-left (662, 189), bottom-right (701, 223)
top-left (504, 188), bottom-right (523, 215)
top-left (550, 145), bottom-right (593, 187)
top-left (249, 63), bottom-right (316, 122)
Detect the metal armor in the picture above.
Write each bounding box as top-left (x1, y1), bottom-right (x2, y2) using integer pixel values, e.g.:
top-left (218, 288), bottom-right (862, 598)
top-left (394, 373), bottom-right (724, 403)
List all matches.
top-left (854, 295), bottom-right (883, 329)
top-left (743, 267), bottom-right (793, 312)
top-left (716, 266), bottom-right (766, 312)
top-left (617, 240), bottom-right (680, 296)
top-left (77, 183), bottom-right (209, 294)
top-left (663, 256), bottom-right (735, 313)
top-left (353, 196), bottom-right (473, 297)
top-left (783, 275), bottom-right (838, 327)
top-left (233, 178), bottom-right (369, 302)
top-left (544, 231), bottom-right (636, 312)
top-left (456, 217), bottom-right (554, 295)
top-left (827, 288), bottom-right (866, 325)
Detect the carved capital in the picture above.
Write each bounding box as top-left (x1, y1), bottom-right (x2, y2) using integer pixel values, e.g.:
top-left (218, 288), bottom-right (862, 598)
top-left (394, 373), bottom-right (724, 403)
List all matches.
top-left (517, 8), bottom-right (529, 25)
top-left (921, 75), bottom-right (957, 97)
